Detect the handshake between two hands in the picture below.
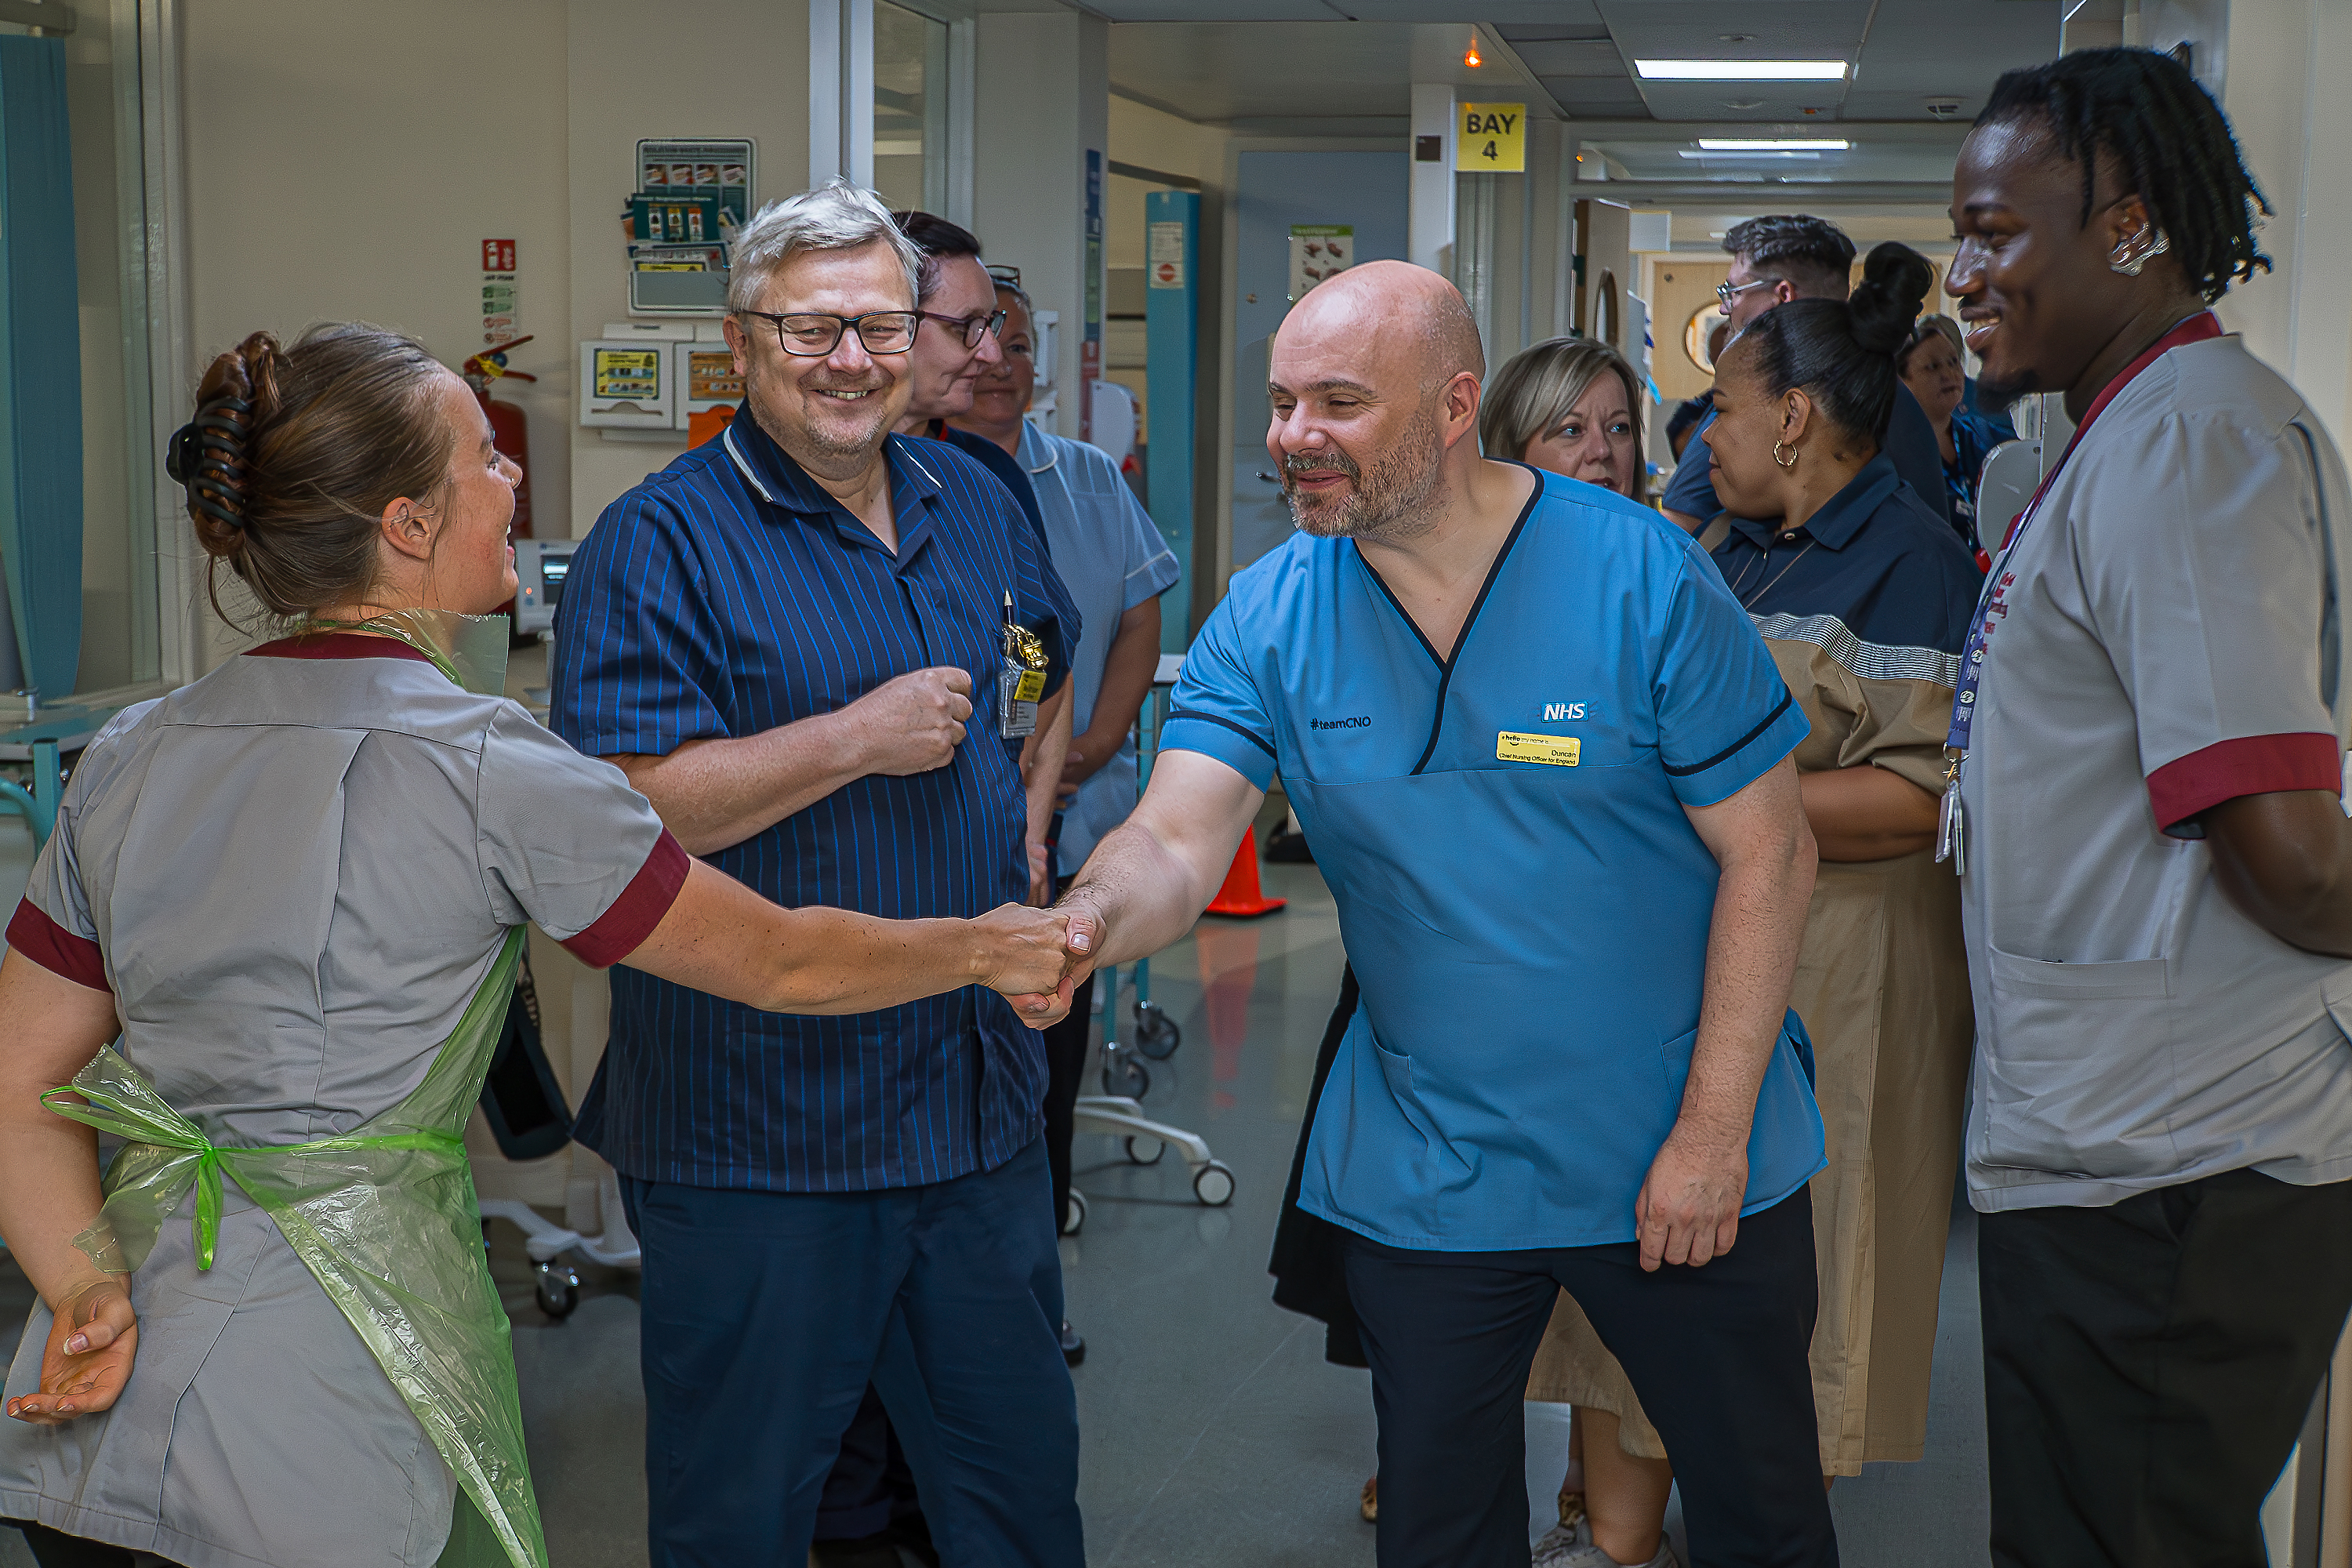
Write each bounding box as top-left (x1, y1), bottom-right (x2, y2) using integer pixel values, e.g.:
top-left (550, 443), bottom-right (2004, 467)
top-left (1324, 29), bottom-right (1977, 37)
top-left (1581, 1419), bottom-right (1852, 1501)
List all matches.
top-left (972, 902), bottom-right (1105, 1027)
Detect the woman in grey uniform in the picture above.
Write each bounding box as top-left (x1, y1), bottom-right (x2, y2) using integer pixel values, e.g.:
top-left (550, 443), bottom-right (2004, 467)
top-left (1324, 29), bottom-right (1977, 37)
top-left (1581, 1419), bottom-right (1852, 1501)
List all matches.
top-left (0, 325), bottom-right (1074, 1568)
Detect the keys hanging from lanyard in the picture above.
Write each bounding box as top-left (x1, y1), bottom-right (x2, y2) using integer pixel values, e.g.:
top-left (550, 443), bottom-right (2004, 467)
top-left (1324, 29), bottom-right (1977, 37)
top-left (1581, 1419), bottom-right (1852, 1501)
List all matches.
top-left (1000, 590), bottom-right (1048, 739)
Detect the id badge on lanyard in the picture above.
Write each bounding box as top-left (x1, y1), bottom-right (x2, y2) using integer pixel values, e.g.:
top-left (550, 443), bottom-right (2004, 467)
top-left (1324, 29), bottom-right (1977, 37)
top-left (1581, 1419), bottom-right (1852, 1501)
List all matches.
top-left (1000, 590), bottom-right (1048, 739)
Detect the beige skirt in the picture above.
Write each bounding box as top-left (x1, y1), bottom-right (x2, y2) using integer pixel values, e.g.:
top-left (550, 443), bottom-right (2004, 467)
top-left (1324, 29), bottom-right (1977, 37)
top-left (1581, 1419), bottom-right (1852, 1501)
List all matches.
top-left (1525, 851), bottom-right (1973, 1473)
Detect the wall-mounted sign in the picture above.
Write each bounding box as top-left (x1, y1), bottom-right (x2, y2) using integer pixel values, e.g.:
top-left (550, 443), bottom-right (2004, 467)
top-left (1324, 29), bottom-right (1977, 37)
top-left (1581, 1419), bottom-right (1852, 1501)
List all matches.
top-left (1288, 225), bottom-right (1353, 302)
top-left (481, 239), bottom-right (517, 346)
top-left (1149, 220), bottom-right (1188, 289)
top-left (1456, 103), bottom-right (1526, 172)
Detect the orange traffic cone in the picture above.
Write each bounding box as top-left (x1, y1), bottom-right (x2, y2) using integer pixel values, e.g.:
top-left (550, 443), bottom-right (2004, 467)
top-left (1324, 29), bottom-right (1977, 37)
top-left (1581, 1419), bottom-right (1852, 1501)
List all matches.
top-left (1204, 827), bottom-right (1287, 917)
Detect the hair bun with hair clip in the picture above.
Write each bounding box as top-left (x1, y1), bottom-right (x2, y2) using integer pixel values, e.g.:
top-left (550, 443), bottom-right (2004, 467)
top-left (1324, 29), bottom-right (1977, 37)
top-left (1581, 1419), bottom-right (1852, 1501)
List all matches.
top-left (165, 395), bottom-right (255, 533)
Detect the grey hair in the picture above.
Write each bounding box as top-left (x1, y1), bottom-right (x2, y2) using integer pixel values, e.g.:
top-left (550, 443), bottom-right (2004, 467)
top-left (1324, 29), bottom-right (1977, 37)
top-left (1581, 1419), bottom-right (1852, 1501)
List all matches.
top-left (1478, 336), bottom-right (1644, 479)
top-left (725, 180), bottom-right (922, 314)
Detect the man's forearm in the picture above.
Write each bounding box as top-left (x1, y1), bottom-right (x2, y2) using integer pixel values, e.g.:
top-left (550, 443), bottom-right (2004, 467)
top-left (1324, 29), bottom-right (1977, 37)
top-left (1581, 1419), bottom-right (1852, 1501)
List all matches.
top-left (619, 713), bottom-right (867, 856)
top-left (1057, 753), bottom-right (1263, 974)
top-left (1679, 832), bottom-right (1815, 1149)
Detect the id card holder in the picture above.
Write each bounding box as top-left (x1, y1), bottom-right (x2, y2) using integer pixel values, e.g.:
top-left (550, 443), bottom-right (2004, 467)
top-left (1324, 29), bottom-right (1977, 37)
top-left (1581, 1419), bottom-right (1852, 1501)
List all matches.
top-left (1000, 604), bottom-right (1049, 739)
top-left (1000, 661), bottom-right (1045, 739)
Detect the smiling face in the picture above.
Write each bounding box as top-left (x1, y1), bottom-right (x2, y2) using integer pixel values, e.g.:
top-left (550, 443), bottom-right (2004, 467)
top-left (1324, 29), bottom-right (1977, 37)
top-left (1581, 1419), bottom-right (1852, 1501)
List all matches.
top-left (1519, 372), bottom-right (1639, 497)
top-left (425, 373), bottom-right (521, 613)
top-left (724, 239), bottom-right (915, 477)
top-left (965, 289), bottom-right (1035, 431)
top-left (1946, 115), bottom-right (2148, 405)
top-left (1267, 268), bottom-right (1472, 541)
top-left (1900, 332), bottom-right (1967, 424)
top-left (902, 252), bottom-right (1005, 421)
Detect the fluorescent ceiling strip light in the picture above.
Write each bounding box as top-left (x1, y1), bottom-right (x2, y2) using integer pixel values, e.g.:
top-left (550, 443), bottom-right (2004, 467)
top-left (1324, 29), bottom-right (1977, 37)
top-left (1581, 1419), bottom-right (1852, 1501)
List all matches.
top-left (1635, 60), bottom-right (1848, 80)
top-left (1679, 150), bottom-right (1821, 159)
top-left (1697, 138), bottom-right (1850, 151)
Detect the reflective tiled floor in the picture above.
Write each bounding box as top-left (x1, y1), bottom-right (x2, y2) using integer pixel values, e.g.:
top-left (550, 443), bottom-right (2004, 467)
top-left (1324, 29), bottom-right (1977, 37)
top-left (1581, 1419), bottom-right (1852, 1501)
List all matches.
top-left (2, 852), bottom-right (2002, 1568)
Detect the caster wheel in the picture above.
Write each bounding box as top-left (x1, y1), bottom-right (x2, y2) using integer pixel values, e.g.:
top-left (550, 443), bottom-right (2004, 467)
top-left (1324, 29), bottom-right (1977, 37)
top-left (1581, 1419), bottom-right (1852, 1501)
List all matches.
top-left (1062, 1189), bottom-right (1088, 1236)
top-left (534, 1262), bottom-right (581, 1320)
top-left (1133, 1004), bottom-right (1181, 1061)
top-left (1125, 1134), bottom-right (1165, 1166)
top-left (1192, 1161), bottom-right (1236, 1207)
top-left (1101, 1054), bottom-right (1149, 1099)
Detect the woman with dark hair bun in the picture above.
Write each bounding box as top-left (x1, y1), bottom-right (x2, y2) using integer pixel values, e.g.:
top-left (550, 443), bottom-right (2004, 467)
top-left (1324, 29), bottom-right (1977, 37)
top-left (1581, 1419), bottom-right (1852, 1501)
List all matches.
top-left (1514, 244), bottom-right (1982, 1566)
top-left (0, 325), bottom-right (1077, 1568)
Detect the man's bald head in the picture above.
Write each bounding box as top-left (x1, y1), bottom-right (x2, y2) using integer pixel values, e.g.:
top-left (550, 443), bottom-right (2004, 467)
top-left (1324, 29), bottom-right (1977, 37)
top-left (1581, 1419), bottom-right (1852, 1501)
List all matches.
top-left (1279, 261), bottom-right (1485, 393)
top-left (1267, 261), bottom-right (1488, 543)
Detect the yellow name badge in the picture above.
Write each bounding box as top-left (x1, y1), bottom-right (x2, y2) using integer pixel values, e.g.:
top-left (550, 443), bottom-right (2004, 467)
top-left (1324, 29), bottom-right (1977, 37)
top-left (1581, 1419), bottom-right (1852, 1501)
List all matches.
top-left (1013, 670), bottom-right (1047, 703)
top-left (1496, 731), bottom-right (1580, 767)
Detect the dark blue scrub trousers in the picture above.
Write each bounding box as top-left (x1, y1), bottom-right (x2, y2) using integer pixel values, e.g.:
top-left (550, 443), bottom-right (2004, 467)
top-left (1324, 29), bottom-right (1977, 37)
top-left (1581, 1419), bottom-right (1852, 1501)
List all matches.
top-left (619, 1137), bottom-right (1083, 1567)
top-left (1345, 1189), bottom-right (1836, 1568)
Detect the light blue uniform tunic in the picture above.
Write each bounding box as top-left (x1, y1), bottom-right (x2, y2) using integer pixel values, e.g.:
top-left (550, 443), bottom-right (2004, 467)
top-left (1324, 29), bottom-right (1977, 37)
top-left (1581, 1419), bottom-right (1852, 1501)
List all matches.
top-left (1163, 472), bottom-right (1825, 1251)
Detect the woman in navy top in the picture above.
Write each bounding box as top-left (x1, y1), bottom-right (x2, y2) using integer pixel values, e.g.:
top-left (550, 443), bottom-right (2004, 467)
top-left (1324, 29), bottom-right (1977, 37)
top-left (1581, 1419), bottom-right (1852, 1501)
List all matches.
top-left (1534, 247), bottom-right (1984, 1544)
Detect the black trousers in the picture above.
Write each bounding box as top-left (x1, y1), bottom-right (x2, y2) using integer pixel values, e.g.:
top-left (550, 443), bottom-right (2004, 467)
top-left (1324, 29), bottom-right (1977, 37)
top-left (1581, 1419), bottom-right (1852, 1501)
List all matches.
top-left (1979, 1167), bottom-right (2352, 1568)
top-left (1344, 1190), bottom-right (1836, 1568)
top-left (1040, 971), bottom-right (1098, 1233)
top-left (1, 1520), bottom-right (178, 1568)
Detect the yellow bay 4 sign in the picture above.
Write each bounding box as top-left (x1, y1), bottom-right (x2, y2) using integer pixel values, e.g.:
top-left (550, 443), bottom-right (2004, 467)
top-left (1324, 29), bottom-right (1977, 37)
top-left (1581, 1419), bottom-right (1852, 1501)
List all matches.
top-left (1456, 103), bottom-right (1526, 172)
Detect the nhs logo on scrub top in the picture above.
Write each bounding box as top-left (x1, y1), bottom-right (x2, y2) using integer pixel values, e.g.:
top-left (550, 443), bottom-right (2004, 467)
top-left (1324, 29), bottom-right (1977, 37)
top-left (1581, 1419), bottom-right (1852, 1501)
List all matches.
top-left (1543, 702), bottom-right (1587, 721)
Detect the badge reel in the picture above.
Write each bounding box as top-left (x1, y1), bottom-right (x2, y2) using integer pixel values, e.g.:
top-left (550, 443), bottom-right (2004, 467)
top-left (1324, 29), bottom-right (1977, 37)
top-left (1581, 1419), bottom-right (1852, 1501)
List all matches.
top-left (1000, 603), bottom-right (1049, 740)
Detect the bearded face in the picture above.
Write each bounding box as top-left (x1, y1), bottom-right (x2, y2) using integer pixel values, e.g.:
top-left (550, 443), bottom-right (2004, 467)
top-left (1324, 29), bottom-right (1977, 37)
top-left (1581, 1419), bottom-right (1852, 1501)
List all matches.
top-left (1281, 396), bottom-right (1447, 543)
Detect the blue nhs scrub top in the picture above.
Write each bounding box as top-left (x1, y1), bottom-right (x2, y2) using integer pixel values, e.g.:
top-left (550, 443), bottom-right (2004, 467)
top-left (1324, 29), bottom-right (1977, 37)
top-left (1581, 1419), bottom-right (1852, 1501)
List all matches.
top-left (1164, 470), bottom-right (1826, 1251)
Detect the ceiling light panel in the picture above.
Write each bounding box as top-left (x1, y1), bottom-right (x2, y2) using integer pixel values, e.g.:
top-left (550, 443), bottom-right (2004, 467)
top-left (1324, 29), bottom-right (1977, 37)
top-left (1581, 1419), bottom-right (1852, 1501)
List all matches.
top-left (1635, 59), bottom-right (1849, 79)
top-left (1697, 138), bottom-right (1851, 150)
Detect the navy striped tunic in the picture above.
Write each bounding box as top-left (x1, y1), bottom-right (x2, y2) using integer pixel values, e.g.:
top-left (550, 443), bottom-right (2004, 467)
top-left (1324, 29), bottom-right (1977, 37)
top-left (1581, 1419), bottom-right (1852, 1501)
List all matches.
top-left (550, 408), bottom-right (1078, 1192)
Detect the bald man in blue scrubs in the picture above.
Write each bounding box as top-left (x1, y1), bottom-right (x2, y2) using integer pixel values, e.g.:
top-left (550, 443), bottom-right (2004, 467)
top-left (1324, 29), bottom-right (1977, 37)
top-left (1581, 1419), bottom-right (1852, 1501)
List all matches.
top-left (1044, 262), bottom-right (1835, 1568)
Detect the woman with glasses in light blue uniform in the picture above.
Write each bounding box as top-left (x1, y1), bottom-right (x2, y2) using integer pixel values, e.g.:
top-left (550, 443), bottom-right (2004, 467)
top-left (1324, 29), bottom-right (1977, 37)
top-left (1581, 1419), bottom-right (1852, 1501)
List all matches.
top-left (950, 276), bottom-right (1180, 1276)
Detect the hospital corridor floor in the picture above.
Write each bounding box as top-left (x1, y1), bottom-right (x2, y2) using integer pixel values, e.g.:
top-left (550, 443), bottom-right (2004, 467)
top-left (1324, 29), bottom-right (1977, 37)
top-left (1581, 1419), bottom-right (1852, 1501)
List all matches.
top-left (0, 856), bottom-right (1994, 1568)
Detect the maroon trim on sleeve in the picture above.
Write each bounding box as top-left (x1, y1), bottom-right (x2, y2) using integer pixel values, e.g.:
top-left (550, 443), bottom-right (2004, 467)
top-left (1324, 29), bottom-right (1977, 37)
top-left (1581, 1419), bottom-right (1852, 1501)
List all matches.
top-left (245, 633), bottom-right (435, 664)
top-left (560, 829), bottom-right (693, 969)
top-left (5, 898), bottom-right (110, 993)
top-left (2147, 732), bottom-right (2345, 830)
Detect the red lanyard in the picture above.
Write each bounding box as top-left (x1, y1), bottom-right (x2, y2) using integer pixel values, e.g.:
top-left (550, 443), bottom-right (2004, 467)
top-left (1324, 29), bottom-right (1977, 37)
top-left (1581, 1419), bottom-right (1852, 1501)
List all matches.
top-left (1947, 311), bottom-right (2224, 757)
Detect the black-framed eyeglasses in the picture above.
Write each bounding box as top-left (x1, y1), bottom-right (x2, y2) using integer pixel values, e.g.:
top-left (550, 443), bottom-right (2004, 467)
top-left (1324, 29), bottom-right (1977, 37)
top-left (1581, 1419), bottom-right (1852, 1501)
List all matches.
top-left (985, 264), bottom-right (1022, 289)
top-left (735, 309), bottom-right (920, 357)
top-left (916, 309), bottom-right (1008, 350)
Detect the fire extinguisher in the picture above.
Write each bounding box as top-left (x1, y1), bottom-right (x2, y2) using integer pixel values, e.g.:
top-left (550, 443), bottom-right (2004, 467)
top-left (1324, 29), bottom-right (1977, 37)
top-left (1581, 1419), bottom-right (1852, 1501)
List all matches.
top-left (462, 336), bottom-right (536, 540)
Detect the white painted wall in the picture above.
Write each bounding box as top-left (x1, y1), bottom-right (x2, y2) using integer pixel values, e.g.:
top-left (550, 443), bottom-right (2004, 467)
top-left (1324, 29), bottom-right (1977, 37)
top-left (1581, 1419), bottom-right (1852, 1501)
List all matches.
top-left (974, 8), bottom-right (1108, 441)
top-left (2218, 0), bottom-right (2352, 451)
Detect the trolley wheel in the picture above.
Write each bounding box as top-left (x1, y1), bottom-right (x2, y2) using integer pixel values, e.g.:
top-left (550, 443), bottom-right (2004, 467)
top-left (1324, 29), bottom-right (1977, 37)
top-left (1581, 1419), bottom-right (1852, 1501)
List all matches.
top-left (1132, 1003), bottom-right (1181, 1061)
top-left (1192, 1161), bottom-right (1236, 1207)
top-left (1124, 1134), bottom-right (1165, 1167)
top-left (1062, 1189), bottom-right (1087, 1236)
top-left (534, 1262), bottom-right (581, 1320)
top-left (1101, 1054), bottom-right (1150, 1099)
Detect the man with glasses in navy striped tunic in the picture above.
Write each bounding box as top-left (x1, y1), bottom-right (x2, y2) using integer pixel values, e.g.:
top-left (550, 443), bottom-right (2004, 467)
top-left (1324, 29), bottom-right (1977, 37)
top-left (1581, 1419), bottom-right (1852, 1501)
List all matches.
top-left (550, 180), bottom-right (1084, 1568)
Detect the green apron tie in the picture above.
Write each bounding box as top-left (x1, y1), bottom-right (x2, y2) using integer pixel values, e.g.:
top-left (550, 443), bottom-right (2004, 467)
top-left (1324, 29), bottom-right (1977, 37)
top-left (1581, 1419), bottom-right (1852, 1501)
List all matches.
top-left (42, 916), bottom-right (546, 1568)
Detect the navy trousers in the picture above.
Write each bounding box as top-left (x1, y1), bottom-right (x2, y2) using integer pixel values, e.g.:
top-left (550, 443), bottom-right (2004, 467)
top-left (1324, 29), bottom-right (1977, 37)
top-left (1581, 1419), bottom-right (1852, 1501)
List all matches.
top-left (1345, 1190), bottom-right (1836, 1568)
top-left (620, 1137), bottom-right (1083, 1567)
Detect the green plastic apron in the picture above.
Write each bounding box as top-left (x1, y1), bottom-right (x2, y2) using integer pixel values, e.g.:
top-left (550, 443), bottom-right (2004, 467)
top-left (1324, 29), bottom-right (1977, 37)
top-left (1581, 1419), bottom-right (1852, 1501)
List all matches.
top-left (39, 610), bottom-right (548, 1568)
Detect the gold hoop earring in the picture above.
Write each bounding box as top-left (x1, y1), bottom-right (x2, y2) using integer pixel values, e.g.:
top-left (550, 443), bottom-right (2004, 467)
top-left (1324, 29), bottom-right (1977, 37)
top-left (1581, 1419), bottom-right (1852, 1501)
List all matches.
top-left (2109, 227), bottom-right (2171, 277)
top-left (1772, 440), bottom-right (1798, 470)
